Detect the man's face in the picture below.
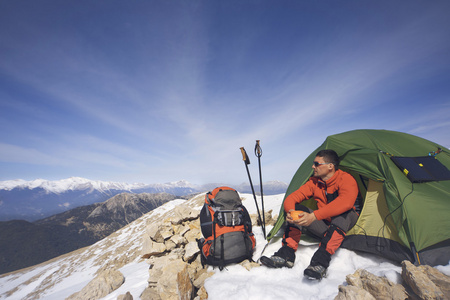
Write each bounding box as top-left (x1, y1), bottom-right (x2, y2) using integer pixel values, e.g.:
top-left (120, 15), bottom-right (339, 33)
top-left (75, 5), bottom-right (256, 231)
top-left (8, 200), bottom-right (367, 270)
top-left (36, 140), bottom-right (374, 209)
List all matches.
top-left (312, 156), bottom-right (334, 179)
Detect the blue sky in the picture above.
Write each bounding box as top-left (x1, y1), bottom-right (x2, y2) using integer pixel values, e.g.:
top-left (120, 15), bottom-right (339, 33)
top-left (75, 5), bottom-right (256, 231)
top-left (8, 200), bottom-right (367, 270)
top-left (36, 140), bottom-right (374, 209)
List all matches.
top-left (1, 1), bottom-right (449, 185)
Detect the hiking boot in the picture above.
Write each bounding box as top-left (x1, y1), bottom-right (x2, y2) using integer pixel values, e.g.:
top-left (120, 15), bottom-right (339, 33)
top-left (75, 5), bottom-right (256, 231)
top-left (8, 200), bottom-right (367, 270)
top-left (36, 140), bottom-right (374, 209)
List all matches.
top-left (304, 264), bottom-right (327, 280)
top-left (260, 255), bottom-right (294, 268)
top-left (260, 246), bottom-right (295, 268)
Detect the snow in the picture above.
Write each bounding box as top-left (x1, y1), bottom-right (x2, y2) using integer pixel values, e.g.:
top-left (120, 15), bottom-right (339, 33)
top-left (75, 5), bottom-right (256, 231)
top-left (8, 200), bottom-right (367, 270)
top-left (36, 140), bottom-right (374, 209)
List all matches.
top-left (100, 261), bottom-right (150, 300)
top-left (0, 177), bottom-right (148, 193)
top-left (0, 177), bottom-right (198, 193)
top-left (1, 193), bottom-right (449, 300)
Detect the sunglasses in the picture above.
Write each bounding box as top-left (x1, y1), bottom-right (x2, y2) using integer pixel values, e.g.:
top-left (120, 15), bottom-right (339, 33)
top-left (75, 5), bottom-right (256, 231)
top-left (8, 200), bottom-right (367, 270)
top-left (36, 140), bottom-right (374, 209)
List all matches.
top-left (313, 161), bottom-right (331, 167)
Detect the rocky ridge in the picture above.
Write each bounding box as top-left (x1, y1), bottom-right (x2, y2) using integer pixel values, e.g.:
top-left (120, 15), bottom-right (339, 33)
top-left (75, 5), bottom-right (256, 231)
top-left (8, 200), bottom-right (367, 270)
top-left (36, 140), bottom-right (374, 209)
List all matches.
top-left (137, 195), bottom-right (450, 300)
top-left (139, 194), bottom-right (277, 300)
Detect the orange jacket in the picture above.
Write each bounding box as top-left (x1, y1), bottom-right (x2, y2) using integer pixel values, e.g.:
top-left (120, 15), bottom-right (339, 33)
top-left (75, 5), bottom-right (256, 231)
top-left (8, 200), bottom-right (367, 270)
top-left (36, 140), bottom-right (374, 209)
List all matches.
top-left (283, 169), bottom-right (358, 221)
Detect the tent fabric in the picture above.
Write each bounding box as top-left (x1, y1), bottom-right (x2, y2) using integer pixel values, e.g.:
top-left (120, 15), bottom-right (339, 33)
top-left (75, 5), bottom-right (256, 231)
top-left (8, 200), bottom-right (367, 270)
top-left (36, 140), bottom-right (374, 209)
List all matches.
top-left (267, 129), bottom-right (450, 266)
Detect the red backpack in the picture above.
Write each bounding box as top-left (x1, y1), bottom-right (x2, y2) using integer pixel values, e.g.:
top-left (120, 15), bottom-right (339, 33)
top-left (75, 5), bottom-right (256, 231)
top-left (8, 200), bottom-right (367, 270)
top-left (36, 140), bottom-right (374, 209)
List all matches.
top-left (198, 187), bottom-right (256, 269)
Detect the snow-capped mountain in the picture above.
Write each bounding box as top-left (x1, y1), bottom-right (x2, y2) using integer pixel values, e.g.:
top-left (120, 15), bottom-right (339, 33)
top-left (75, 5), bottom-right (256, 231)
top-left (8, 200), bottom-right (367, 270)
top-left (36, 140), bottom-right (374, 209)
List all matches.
top-left (0, 177), bottom-right (288, 221)
top-left (0, 177), bottom-right (200, 221)
top-left (0, 177), bottom-right (192, 194)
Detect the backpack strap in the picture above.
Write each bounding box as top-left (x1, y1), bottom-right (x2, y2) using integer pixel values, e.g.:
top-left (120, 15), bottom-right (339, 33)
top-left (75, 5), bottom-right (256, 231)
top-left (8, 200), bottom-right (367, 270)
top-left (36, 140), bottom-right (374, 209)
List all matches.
top-left (197, 238), bottom-right (207, 268)
top-left (219, 234), bottom-right (225, 271)
top-left (243, 214), bottom-right (254, 262)
top-left (205, 191), bottom-right (213, 205)
top-left (212, 211), bottom-right (219, 268)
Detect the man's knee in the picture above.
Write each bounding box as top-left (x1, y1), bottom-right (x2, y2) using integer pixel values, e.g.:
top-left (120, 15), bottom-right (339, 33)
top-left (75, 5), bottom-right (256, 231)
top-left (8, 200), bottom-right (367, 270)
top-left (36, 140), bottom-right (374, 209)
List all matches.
top-left (330, 209), bottom-right (359, 232)
top-left (282, 225), bottom-right (302, 250)
top-left (321, 224), bottom-right (346, 255)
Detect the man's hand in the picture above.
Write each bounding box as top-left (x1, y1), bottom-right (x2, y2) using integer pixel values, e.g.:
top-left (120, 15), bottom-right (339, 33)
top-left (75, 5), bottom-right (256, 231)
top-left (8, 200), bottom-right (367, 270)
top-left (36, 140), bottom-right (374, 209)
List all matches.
top-left (286, 209), bottom-right (317, 227)
top-left (300, 211), bottom-right (317, 226)
top-left (286, 209), bottom-right (296, 224)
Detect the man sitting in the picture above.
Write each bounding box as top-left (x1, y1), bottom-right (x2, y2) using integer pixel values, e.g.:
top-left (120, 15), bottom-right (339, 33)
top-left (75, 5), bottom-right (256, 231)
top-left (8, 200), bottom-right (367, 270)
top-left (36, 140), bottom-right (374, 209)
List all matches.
top-left (260, 149), bottom-right (359, 279)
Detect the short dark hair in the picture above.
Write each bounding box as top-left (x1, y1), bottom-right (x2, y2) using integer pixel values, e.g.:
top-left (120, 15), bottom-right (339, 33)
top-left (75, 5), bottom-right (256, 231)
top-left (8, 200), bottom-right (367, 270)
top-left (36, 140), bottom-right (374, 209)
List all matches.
top-left (316, 149), bottom-right (340, 169)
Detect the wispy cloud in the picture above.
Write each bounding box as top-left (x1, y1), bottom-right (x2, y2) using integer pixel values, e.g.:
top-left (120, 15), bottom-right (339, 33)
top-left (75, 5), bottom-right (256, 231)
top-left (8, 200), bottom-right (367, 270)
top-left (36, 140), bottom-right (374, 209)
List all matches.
top-left (0, 143), bottom-right (66, 166)
top-left (0, 1), bottom-right (449, 183)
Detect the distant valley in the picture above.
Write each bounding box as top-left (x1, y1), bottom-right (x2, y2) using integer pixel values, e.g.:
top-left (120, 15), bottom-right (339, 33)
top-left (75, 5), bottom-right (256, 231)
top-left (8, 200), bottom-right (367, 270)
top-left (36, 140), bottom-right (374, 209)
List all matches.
top-left (0, 192), bottom-right (179, 275)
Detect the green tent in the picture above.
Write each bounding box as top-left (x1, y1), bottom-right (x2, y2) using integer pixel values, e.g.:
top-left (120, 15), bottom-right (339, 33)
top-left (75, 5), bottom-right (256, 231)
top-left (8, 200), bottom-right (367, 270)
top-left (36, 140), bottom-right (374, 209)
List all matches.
top-left (267, 129), bottom-right (450, 266)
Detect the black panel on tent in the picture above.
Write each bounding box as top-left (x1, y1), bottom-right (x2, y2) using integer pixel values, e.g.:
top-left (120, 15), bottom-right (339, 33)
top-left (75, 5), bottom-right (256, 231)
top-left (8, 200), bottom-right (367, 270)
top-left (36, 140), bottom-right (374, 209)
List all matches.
top-left (391, 156), bottom-right (450, 183)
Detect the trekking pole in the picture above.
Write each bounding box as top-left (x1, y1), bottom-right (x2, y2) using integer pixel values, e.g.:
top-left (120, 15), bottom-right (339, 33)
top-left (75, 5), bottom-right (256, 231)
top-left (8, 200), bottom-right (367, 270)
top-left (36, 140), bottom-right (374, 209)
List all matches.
top-left (240, 147), bottom-right (264, 235)
top-left (254, 140), bottom-right (266, 239)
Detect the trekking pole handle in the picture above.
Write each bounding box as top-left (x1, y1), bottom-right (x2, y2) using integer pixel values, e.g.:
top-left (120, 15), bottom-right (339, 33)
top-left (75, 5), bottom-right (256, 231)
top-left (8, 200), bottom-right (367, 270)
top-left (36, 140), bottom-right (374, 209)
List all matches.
top-left (255, 140), bottom-right (262, 158)
top-left (240, 147), bottom-right (250, 165)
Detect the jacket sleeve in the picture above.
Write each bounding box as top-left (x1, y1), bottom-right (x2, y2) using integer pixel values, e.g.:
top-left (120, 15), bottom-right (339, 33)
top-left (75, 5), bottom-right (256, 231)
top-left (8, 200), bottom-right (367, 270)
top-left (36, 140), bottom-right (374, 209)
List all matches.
top-left (283, 179), bottom-right (315, 212)
top-left (314, 173), bottom-right (358, 221)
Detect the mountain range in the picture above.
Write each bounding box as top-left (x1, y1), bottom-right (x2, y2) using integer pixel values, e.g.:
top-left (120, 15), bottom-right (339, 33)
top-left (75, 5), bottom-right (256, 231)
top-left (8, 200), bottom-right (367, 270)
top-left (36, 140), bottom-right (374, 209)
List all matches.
top-left (0, 192), bottom-right (177, 275)
top-left (0, 177), bottom-right (288, 221)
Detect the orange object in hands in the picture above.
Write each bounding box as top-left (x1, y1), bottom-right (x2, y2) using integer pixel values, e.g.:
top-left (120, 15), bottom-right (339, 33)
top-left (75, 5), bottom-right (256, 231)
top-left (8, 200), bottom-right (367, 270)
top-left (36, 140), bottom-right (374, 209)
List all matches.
top-left (290, 210), bottom-right (303, 220)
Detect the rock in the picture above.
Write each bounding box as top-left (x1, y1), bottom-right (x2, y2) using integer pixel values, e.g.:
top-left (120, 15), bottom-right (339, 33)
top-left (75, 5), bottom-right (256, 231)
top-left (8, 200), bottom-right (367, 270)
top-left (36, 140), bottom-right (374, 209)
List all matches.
top-left (335, 285), bottom-right (376, 300)
top-left (250, 209), bottom-right (275, 227)
top-left (421, 264), bottom-right (450, 298)
top-left (146, 223), bottom-right (174, 243)
top-left (66, 269), bottom-right (124, 300)
top-left (401, 261), bottom-right (445, 300)
top-left (239, 260), bottom-right (260, 271)
top-left (177, 265), bottom-right (194, 300)
top-left (145, 223), bottom-right (165, 243)
top-left (183, 241), bottom-right (200, 262)
top-left (142, 239), bottom-right (167, 258)
top-left (249, 214), bottom-right (258, 226)
top-left (159, 223), bottom-right (175, 241)
top-left (164, 239), bottom-right (177, 251)
top-left (184, 255), bottom-right (205, 283)
top-left (171, 206), bottom-right (199, 225)
top-left (340, 262), bottom-right (450, 300)
top-left (171, 248), bottom-right (186, 259)
top-left (345, 269), bottom-right (408, 299)
top-left (159, 259), bottom-right (187, 300)
top-left (195, 286), bottom-right (208, 300)
top-left (184, 225), bottom-right (201, 243)
top-left (117, 291), bottom-right (133, 300)
top-left (192, 270), bottom-right (214, 289)
top-left (170, 234), bottom-right (188, 247)
top-left (175, 224), bottom-right (190, 236)
top-left (140, 287), bottom-right (161, 300)
top-left (264, 209), bottom-right (276, 226)
top-left (148, 253), bottom-right (187, 300)
top-left (345, 270), bottom-right (363, 288)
